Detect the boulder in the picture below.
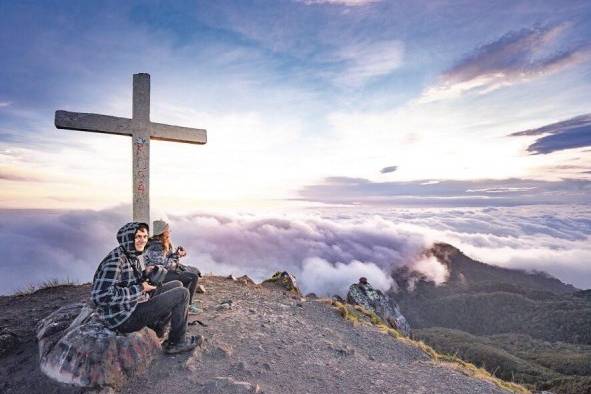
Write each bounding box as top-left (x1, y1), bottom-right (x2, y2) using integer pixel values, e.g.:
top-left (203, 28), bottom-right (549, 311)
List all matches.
top-left (237, 275), bottom-right (255, 285)
top-left (347, 278), bottom-right (411, 336)
top-left (262, 272), bottom-right (301, 296)
top-left (0, 328), bottom-right (19, 356)
top-left (36, 302), bottom-right (160, 389)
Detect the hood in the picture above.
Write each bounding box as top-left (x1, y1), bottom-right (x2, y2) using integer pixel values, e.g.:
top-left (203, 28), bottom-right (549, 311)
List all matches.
top-left (116, 222), bottom-right (149, 257)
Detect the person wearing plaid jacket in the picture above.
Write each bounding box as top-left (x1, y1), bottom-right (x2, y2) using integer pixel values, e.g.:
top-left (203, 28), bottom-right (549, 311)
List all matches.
top-left (91, 222), bottom-right (200, 354)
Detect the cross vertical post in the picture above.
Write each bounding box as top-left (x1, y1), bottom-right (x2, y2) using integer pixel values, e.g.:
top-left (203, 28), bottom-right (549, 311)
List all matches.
top-left (132, 74), bottom-right (151, 225)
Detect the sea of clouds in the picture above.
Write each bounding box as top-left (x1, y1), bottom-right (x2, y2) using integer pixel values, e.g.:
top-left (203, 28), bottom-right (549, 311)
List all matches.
top-left (1, 204), bottom-right (590, 296)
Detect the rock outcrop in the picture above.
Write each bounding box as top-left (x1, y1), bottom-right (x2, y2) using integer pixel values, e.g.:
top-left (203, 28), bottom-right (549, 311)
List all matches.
top-left (347, 277), bottom-right (411, 336)
top-left (36, 302), bottom-right (160, 389)
top-left (262, 271), bottom-right (301, 296)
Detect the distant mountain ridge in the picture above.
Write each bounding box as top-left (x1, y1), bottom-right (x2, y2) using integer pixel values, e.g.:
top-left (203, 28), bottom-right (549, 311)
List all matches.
top-left (400, 242), bottom-right (578, 295)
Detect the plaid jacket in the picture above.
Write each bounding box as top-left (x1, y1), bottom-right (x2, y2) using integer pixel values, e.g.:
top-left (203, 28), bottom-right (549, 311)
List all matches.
top-left (91, 222), bottom-right (149, 328)
top-left (144, 238), bottom-right (181, 270)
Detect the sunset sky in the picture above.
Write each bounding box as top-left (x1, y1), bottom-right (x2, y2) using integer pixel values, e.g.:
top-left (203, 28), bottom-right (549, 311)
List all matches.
top-left (1, 1), bottom-right (590, 294)
top-left (1, 0), bottom-right (590, 210)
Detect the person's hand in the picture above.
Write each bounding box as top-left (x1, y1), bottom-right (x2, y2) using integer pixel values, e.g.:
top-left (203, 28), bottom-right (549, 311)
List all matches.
top-left (177, 246), bottom-right (187, 257)
top-left (142, 281), bottom-right (157, 292)
top-left (144, 265), bottom-right (155, 273)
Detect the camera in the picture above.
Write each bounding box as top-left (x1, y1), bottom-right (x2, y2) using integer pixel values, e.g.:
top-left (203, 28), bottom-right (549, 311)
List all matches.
top-left (143, 265), bottom-right (168, 286)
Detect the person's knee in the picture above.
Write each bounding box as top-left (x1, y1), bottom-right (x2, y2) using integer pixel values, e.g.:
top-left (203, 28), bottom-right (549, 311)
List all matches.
top-left (181, 287), bottom-right (189, 305)
top-left (171, 286), bottom-right (190, 304)
top-left (169, 280), bottom-right (183, 288)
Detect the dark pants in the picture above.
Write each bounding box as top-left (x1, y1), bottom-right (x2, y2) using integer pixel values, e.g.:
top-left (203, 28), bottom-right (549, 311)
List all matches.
top-left (117, 280), bottom-right (189, 344)
top-left (164, 270), bottom-right (199, 304)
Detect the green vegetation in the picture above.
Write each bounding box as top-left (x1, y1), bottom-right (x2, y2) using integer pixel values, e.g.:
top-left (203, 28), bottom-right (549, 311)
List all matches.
top-left (331, 300), bottom-right (529, 393)
top-left (392, 243), bottom-right (591, 394)
top-left (415, 328), bottom-right (591, 393)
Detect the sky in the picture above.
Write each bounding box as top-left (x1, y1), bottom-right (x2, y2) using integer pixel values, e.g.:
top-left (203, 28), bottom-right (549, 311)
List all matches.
top-left (1, 1), bottom-right (590, 294)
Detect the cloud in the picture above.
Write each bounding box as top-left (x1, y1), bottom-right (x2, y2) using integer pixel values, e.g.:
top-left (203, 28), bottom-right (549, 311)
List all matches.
top-left (421, 24), bottom-right (591, 102)
top-left (0, 168), bottom-right (43, 182)
top-left (410, 255), bottom-right (449, 286)
top-left (379, 205), bottom-right (591, 289)
top-left (297, 0), bottom-right (379, 6)
top-left (0, 207), bottom-right (429, 296)
top-left (300, 257), bottom-right (394, 296)
top-left (509, 113), bottom-right (591, 154)
top-left (297, 177), bottom-right (591, 206)
top-left (330, 39), bottom-right (404, 87)
top-left (380, 165), bottom-right (398, 174)
top-left (1, 204), bottom-right (590, 295)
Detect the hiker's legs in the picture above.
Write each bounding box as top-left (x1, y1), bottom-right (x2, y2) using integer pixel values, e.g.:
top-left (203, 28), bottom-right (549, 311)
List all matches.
top-left (153, 280), bottom-right (182, 296)
top-left (117, 282), bottom-right (189, 343)
top-left (165, 270), bottom-right (199, 304)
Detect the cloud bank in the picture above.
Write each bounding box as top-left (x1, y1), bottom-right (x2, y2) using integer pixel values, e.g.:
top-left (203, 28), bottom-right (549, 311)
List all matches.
top-left (0, 207), bottom-right (428, 296)
top-left (297, 177), bottom-right (591, 206)
top-left (1, 203), bottom-right (590, 296)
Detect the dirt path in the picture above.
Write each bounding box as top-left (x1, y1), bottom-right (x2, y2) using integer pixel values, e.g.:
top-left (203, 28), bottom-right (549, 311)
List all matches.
top-left (125, 276), bottom-right (510, 394)
top-left (0, 277), bottom-right (513, 393)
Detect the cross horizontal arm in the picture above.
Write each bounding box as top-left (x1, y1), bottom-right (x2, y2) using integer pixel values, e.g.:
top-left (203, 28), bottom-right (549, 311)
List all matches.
top-left (55, 110), bottom-right (133, 136)
top-left (150, 122), bottom-right (207, 144)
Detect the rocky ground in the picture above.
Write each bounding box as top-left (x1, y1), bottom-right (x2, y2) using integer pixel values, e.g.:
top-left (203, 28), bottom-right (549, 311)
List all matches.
top-left (0, 275), bottom-right (517, 393)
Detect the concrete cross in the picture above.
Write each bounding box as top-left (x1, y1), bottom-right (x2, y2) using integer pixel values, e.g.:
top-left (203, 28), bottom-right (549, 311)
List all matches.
top-left (55, 73), bottom-right (207, 227)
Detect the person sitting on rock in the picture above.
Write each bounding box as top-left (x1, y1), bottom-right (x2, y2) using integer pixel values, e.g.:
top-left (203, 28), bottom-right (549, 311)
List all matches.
top-left (144, 220), bottom-right (201, 314)
top-left (91, 222), bottom-right (200, 354)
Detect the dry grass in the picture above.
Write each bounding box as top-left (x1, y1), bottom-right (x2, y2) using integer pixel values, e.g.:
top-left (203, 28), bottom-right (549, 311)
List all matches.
top-left (14, 278), bottom-right (78, 296)
top-left (331, 300), bottom-right (530, 394)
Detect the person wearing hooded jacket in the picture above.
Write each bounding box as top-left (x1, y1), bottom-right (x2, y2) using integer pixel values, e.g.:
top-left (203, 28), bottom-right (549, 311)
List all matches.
top-left (144, 219), bottom-right (201, 313)
top-left (91, 222), bottom-right (200, 354)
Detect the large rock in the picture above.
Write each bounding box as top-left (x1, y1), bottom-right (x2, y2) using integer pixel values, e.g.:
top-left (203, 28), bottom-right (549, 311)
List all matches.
top-left (262, 271), bottom-right (301, 296)
top-left (36, 302), bottom-right (160, 389)
top-left (347, 278), bottom-right (411, 336)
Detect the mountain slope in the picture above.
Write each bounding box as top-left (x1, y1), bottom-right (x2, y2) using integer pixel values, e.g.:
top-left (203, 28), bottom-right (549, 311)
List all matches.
top-left (392, 243), bottom-right (590, 343)
top-left (391, 243), bottom-right (591, 393)
top-left (0, 276), bottom-right (519, 393)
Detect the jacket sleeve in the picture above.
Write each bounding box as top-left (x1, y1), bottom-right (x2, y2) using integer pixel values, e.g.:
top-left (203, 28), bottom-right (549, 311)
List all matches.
top-left (91, 259), bottom-right (143, 306)
top-left (164, 244), bottom-right (179, 270)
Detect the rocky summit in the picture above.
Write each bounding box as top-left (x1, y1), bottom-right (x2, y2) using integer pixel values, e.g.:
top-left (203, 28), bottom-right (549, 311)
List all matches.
top-left (0, 274), bottom-right (524, 393)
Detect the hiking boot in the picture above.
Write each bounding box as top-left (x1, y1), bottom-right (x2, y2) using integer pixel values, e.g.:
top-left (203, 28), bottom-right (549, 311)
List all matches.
top-left (164, 335), bottom-right (203, 354)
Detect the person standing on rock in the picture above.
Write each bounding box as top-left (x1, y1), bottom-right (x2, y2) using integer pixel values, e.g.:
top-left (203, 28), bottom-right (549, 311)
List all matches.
top-left (91, 222), bottom-right (200, 354)
top-left (144, 220), bottom-right (201, 314)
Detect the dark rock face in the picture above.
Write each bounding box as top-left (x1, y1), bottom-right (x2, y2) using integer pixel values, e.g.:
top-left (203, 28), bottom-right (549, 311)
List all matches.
top-left (0, 328), bottom-right (19, 357)
top-left (347, 280), bottom-right (411, 336)
top-left (36, 302), bottom-right (160, 388)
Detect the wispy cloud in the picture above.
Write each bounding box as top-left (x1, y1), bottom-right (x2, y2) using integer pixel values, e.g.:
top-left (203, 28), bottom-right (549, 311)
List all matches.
top-left (421, 24), bottom-right (591, 102)
top-left (331, 39), bottom-right (404, 87)
top-left (0, 167), bottom-right (43, 182)
top-left (296, 0), bottom-right (379, 6)
top-left (297, 177), bottom-right (591, 206)
top-left (509, 113), bottom-right (591, 154)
